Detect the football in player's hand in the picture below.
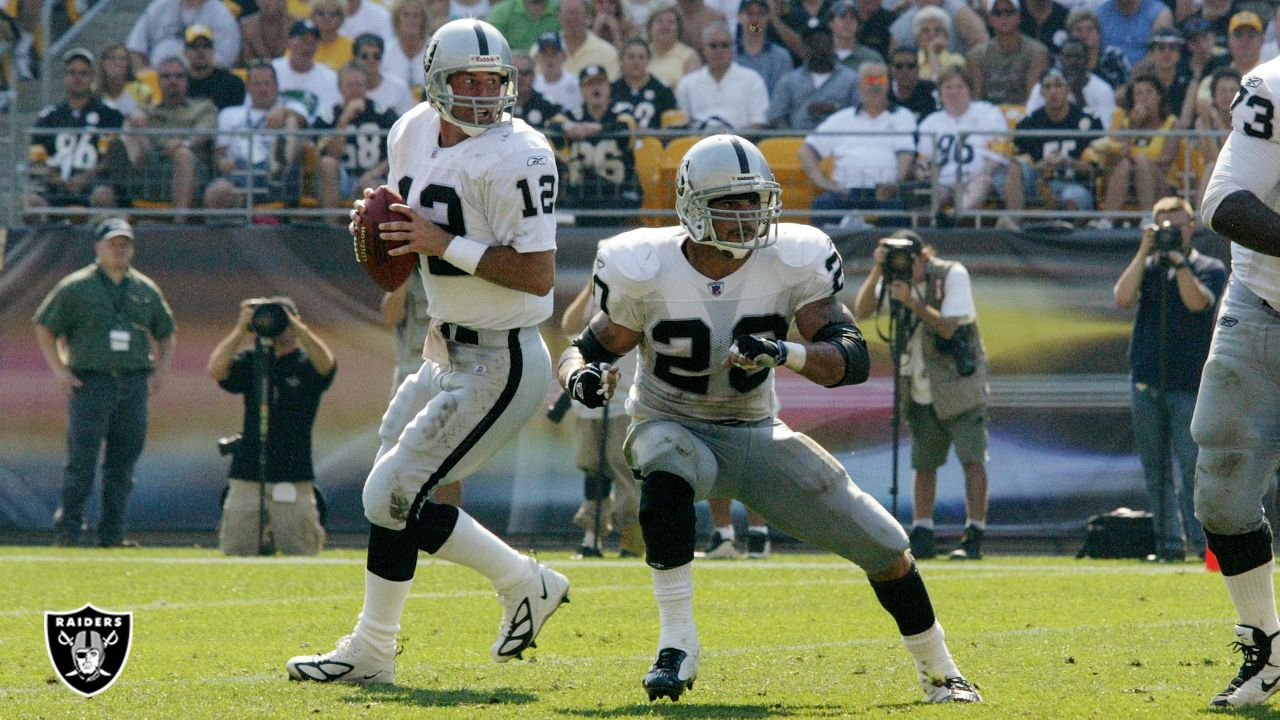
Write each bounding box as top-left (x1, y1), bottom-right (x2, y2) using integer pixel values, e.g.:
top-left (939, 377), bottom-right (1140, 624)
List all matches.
top-left (354, 185), bottom-right (416, 292)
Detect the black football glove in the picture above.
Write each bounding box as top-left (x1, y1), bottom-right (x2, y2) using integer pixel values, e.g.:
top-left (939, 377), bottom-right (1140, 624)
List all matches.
top-left (566, 362), bottom-right (613, 409)
top-left (729, 334), bottom-right (788, 369)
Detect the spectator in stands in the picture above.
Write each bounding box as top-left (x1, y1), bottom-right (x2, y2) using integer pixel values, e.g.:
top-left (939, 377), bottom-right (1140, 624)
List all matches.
top-left (1019, 0), bottom-right (1066, 52)
top-left (311, 0), bottom-right (355, 71)
top-left (1094, 0), bottom-right (1171, 68)
top-left (534, 32), bottom-right (584, 112)
top-left (890, 0), bottom-right (988, 55)
top-left (647, 1), bottom-right (701, 88)
top-left (25, 49), bottom-right (124, 215)
top-left (829, 0), bottom-right (884, 73)
top-left (1207, 11), bottom-right (1264, 83)
top-left (427, 0), bottom-right (452, 35)
top-left (676, 22), bottom-right (768, 129)
top-left (1092, 74), bottom-right (1178, 228)
top-left (1182, 20), bottom-right (1224, 88)
top-left (556, 0), bottom-right (621, 79)
top-left (382, 0), bottom-right (431, 88)
top-left (97, 44), bottom-right (152, 117)
top-left (316, 63), bottom-right (398, 214)
top-left (240, 0), bottom-right (297, 64)
top-left (1132, 28), bottom-right (1195, 127)
top-left (917, 66), bottom-right (1009, 215)
top-left (767, 25), bottom-right (859, 129)
top-left (1003, 67), bottom-right (1102, 219)
top-left (801, 60), bottom-right (918, 226)
top-left (610, 38), bottom-right (682, 130)
top-left (889, 45), bottom-right (939, 118)
top-left (353, 34), bottom-right (414, 115)
top-left (186, 25), bottom-right (248, 110)
top-left (914, 6), bottom-right (966, 82)
top-left (127, 0), bottom-right (240, 69)
top-left (853, 0), bottom-right (896, 60)
top-left (1026, 38), bottom-right (1114, 129)
top-left (513, 50), bottom-right (564, 128)
top-left (1192, 67), bottom-right (1239, 206)
top-left (735, 0), bottom-right (793, 92)
top-left (1178, 0), bottom-right (1231, 49)
top-left (488, 0), bottom-right (562, 55)
top-left (109, 55), bottom-right (218, 221)
top-left (341, 0), bottom-right (396, 48)
top-left (273, 20), bottom-right (342, 125)
top-left (592, 0), bottom-right (641, 49)
top-left (967, 0), bottom-right (1048, 106)
top-left (675, 0), bottom-right (727, 55)
top-left (203, 62), bottom-right (310, 211)
top-left (550, 64), bottom-right (642, 222)
top-left (1066, 6), bottom-right (1130, 89)
top-left (768, 0), bottom-right (826, 59)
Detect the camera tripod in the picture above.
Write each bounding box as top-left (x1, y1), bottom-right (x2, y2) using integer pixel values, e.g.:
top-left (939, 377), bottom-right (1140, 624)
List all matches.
top-left (252, 334), bottom-right (277, 556)
top-left (877, 279), bottom-right (919, 518)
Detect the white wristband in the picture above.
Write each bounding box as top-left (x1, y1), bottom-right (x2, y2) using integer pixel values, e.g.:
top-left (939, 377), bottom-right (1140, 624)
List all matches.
top-left (781, 341), bottom-right (806, 371)
top-left (441, 236), bottom-right (488, 275)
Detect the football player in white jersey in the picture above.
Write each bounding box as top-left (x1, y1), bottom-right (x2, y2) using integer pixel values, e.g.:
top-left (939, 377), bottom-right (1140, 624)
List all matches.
top-left (557, 134), bottom-right (981, 704)
top-left (1195, 54), bottom-right (1280, 708)
top-left (286, 18), bottom-right (570, 686)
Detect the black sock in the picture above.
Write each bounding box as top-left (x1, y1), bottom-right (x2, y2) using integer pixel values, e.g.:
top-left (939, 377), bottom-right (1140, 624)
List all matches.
top-left (869, 562), bottom-right (936, 636)
top-left (1205, 524), bottom-right (1274, 576)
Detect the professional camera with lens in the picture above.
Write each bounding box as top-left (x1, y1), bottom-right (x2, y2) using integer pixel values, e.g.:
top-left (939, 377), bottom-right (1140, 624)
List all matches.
top-left (881, 237), bottom-right (918, 282)
top-left (1154, 220), bottom-right (1180, 254)
top-left (248, 299), bottom-right (290, 339)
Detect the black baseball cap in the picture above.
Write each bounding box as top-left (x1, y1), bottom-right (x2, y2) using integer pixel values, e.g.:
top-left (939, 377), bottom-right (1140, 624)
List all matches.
top-left (289, 19), bottom-right (320, 38)
top-left (579, 64), bottom-right (609, 84)
top-left (537, 31), bottom-right (564, 51)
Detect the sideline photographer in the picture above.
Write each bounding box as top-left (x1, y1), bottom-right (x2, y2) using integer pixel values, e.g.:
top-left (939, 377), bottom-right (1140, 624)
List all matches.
top-left (1113, 196), bottom-right (1226, 562)
top-left (207, 297), bottom-right (335, 556)
top-left (853, 230), bottom-right (991, 561)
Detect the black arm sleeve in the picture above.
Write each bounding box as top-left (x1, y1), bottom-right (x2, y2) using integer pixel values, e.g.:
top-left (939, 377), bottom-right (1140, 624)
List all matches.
top-left (813, 321), bottom-right (870, 388)
top-left (572, 326), bottom-right (623, 365)
top-left (1209, 190), bottom-right (1280, 258)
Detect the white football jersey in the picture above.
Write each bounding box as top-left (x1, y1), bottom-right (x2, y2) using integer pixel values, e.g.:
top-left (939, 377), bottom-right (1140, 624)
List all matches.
top-left (917, 101), bottom-right (1009, 185)
top-left (386, 104), bottom-right (559, 329)
top-left (1203, 55), bottom-right (1280, 304)
top-left (593, 224), bottom-right (846, 423)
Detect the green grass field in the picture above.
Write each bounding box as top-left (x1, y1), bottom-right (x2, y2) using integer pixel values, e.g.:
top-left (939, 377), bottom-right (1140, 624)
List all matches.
top-left (0, 548), bottom-right (1269, 719)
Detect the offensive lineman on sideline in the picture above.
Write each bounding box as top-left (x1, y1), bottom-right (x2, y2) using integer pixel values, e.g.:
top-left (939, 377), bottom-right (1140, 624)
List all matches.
top-left (1195, 53), bottom-right (1280, 708)
top-left (285, 19), bottom-right (569, 685)
top-left (557, 134), bottom-right (981, 704)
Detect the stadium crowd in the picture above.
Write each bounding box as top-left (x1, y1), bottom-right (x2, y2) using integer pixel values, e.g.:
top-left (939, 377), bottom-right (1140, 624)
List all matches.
top-left (19, 0), bottom-right (1279, 227)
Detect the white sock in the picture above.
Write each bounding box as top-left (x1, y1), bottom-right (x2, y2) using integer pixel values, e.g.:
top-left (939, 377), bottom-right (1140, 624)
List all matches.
top-left (583, 530), bottom-right (597, 547)
top-left (966, 519), bottom-right (986, 531)
top-left (715, 525), bottom-right (735, 541)
top-left (431, 509), bottom-right (532, 590)
top-left (1224, 560), bottom-right (1280, 635)
top-left (353, 570), bottom-right (412, 657)
top-left (748, 525), bottom-right (769, 535)
top-left (653, 563), bottom-right (698, 650)
top-left (902, 621), bottom-right (959, 678)
top-left (913, 518), bottom-right (934, 530)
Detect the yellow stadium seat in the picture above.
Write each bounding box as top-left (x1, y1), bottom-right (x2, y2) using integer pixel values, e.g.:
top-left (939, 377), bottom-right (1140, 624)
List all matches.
top-left (632, 135), bottom-right (666, 227)
top-left (655, 134), bottom-right (702, 223)
top-left (136, 68), bottom-right (161, 104)
top-left (756, 136), bottom-right (816, 223)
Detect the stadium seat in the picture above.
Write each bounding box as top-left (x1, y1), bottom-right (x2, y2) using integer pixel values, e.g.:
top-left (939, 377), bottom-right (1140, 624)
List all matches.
top-left (632, 135), bottom-right (666, 227)
top-left (137, 68), bottom-right (161, 103)
top-left (655, 134), bottom-right (701, 223)
top-left (756, 136), bottom-right (816, 223)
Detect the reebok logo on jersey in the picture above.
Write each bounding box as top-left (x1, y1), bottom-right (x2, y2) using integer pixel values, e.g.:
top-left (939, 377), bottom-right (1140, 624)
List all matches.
top-left (1246, 76), bottom-right (1263, 87)
top-left (528, 156), bottom-right (548, 166)
top-left (1220, 316), bottom-right (1239, 327)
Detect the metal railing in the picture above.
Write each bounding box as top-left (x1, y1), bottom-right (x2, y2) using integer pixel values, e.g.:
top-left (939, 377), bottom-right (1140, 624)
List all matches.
top-left (15, 123), bottom-right (1234, 227)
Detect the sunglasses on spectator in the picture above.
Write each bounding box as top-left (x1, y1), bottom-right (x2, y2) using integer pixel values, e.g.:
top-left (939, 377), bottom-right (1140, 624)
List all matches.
top-left (706, 41), bottom-right (732, 49)
top-left (864, 74), bottom-right (888, 84)
top-left (359, 51), bottom-right (383, 60)
top-left (989, 8), bottom-right (1018, 16)
top-left (892, 62), bottom-right (917, 69)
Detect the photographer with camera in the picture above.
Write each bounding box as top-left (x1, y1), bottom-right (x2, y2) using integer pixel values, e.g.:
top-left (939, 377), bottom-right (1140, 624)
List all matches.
top-left (1113, 196), bottom-right (1226, 562)
top-left (207, 296), bottom-right (335, 556)
top-left (853, 230), bottom-right (990, 561)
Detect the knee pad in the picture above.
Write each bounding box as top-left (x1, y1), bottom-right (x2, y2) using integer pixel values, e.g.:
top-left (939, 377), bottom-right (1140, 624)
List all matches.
top-left (366, 523), bottom-right (419, 582)
top-left (407, 499), bottom-right (460, 554)
top-left (639, 471), bottom-right (696, 569)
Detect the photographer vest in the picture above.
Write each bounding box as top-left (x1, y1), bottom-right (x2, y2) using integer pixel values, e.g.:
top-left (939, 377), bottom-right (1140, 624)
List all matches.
top-left (904, 258), bottom-right (988, 421)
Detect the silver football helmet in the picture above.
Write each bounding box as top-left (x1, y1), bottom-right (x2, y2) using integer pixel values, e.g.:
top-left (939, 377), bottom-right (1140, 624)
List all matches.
top-left (675, 134), bottom-right (782, 259)
top-left (423, 19), bottom-right (518, 137)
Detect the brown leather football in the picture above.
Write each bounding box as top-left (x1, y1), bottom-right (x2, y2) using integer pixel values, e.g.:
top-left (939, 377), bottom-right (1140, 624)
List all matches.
top-left (353, 185), bottom-right (416, 292)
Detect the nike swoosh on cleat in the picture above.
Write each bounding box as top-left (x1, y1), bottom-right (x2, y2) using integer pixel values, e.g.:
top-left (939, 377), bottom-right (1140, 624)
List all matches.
top-left (539, 575), bottom-right (548, 600)
top-left (363, 673), bottom-right (382, 680)
top-left (1261, 676), bottom-right (1280, 692)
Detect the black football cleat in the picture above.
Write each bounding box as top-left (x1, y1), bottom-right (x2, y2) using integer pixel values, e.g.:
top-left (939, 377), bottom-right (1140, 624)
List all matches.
top-left (643, 647), bottom-right (699, 702)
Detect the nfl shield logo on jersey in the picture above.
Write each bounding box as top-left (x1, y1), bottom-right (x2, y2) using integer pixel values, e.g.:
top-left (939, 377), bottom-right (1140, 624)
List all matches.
top-left (708, 282), bottom-right (724, 296)
top-left (45, 604), bottom-right (133, 697)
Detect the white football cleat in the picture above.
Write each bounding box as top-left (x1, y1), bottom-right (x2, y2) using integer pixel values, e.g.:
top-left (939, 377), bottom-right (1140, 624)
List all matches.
top-left (1210, 624), bottom-right (1280, 707)
top-left (696, 531), bottom-right (741, 560)
top-left (286, 634), bottom-right (396, 685)
top-left (920, 672), bottom-right (982, 703)
top-left (490, 558), bottom-right (570, 662)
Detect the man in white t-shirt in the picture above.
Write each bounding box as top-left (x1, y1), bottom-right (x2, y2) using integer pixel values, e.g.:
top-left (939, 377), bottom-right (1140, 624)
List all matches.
top-left (675, 22), bottom-right (768, 130)
top-left (800, 61), bottom-right (917, 225)
top-left (272, 20), bottom-right (342, 124)
top-left (533, 31), bottom-right (583, 113)
top-left (355, 33), bottom-right (415, 115)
